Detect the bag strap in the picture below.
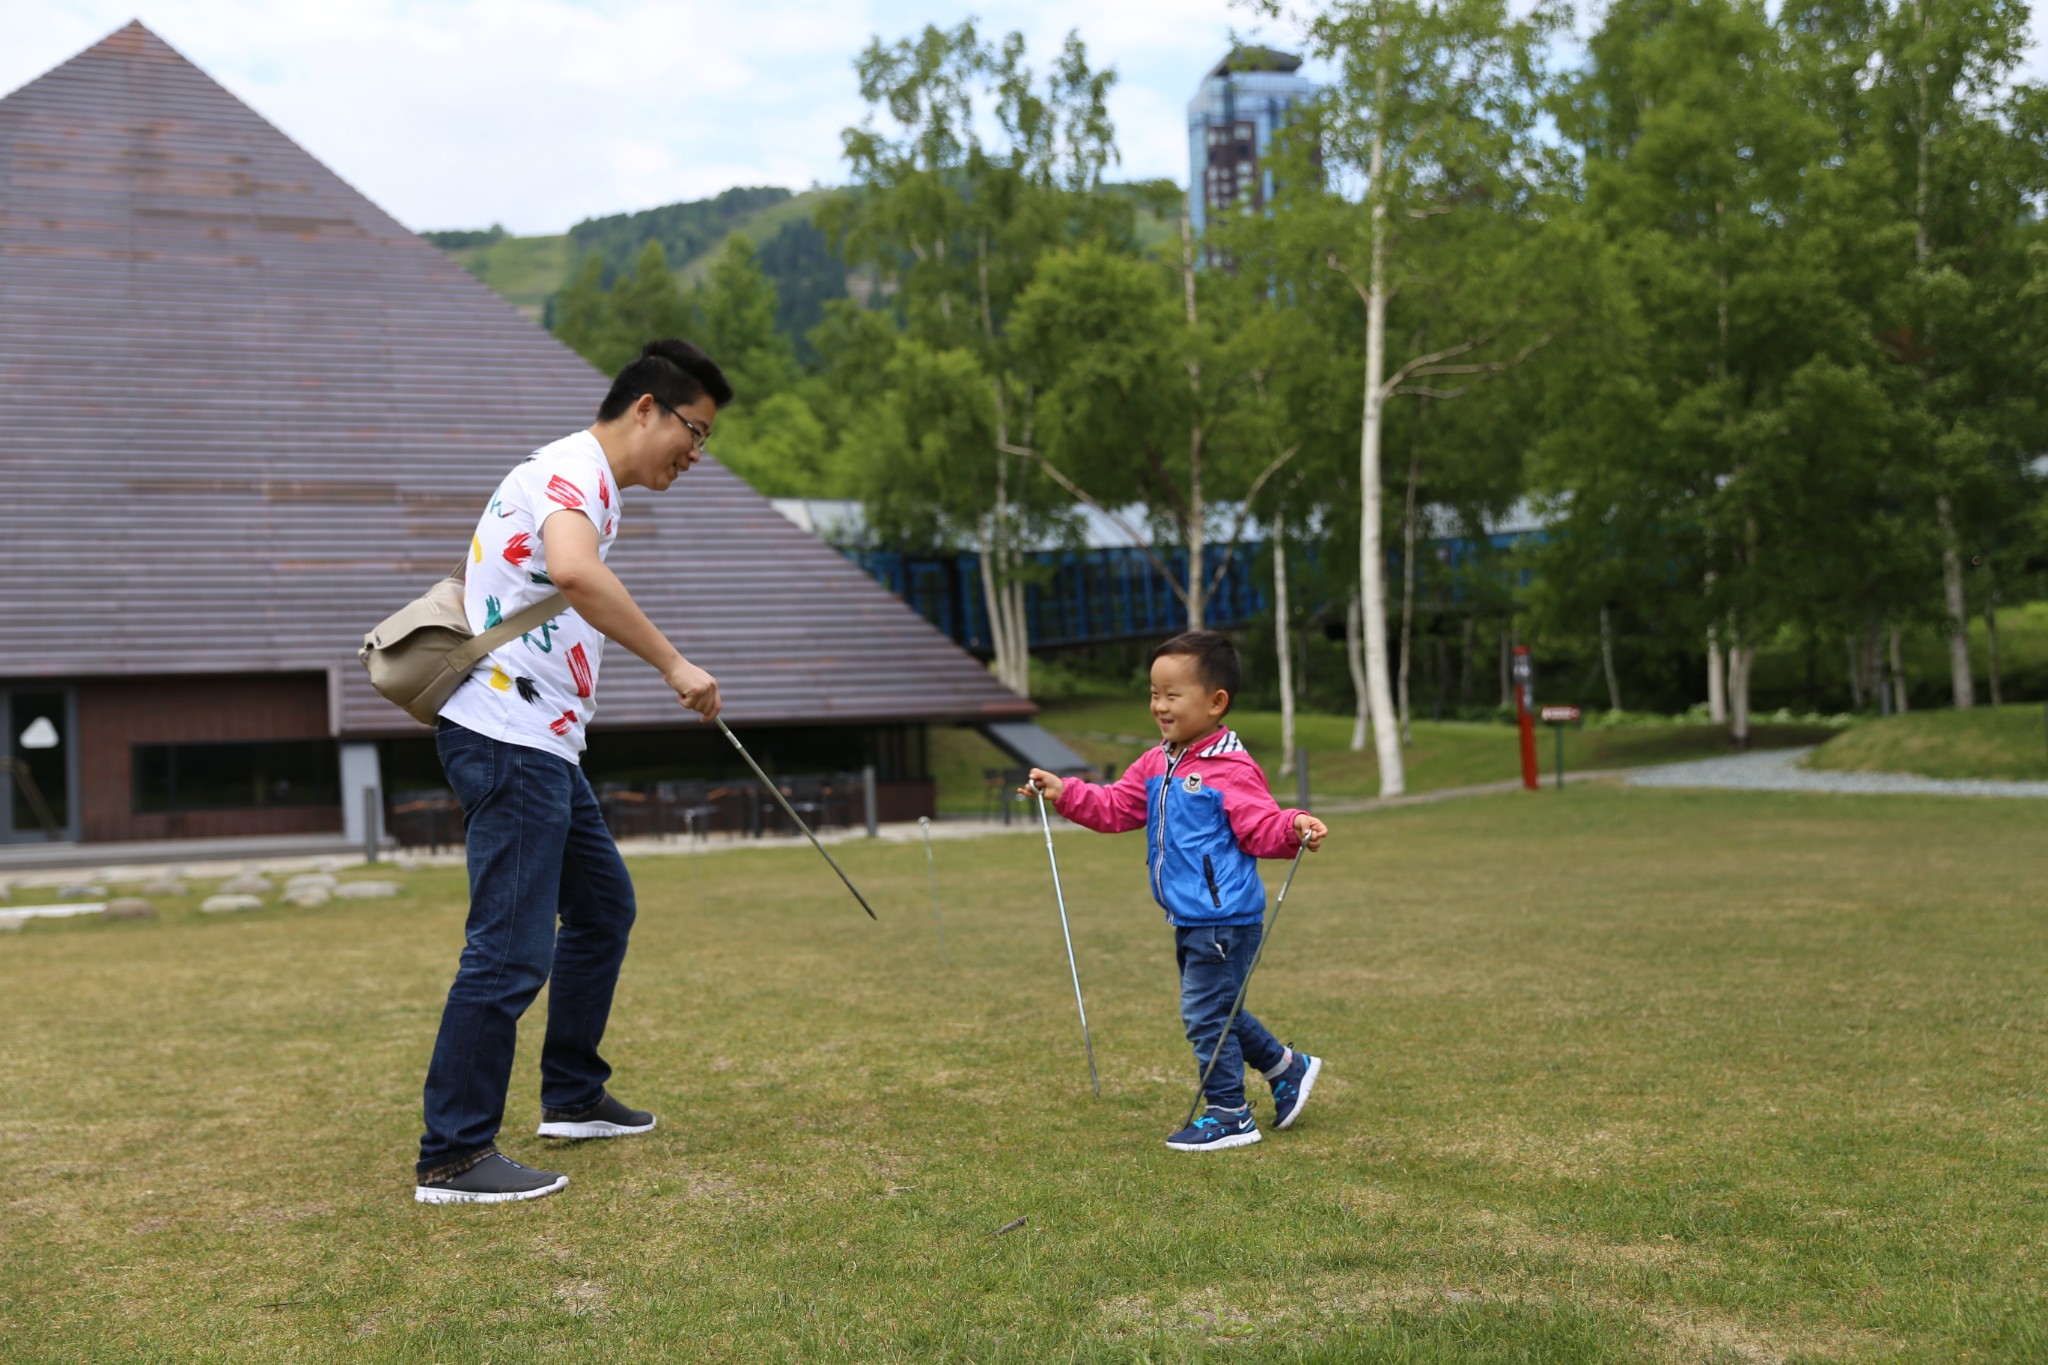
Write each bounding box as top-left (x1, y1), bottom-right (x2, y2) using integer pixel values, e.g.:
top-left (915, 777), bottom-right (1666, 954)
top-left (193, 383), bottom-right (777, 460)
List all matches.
top-left (446, 592), bottom-right (568, 673)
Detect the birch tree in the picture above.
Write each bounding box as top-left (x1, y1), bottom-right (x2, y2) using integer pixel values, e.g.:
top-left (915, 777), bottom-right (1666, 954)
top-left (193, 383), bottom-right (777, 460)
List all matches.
top-left (1870, 0), bottom-right (2045, 708)
top-left (824, 22), bottom-right (1120, 695)
top-left (1260, 0), bottom-right (1561, 795)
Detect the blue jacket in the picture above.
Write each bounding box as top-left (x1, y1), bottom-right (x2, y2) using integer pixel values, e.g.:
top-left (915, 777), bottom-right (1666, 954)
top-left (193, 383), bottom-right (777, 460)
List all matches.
top-left (1054, 729), bottom-right (1307, 926)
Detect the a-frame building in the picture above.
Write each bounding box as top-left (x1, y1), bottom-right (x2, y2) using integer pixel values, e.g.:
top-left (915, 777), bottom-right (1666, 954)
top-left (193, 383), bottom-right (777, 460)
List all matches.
top-left (0, 22), bottom-right (1032, 847)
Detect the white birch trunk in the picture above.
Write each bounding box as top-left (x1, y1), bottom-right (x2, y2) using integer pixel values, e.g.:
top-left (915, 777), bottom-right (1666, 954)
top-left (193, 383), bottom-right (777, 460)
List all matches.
top-left (1728, 638), bottom-right (1755, 747)
top-left (1707, 623), bottom-right (1727, 724)
top-left (1937, 494), bottom-right (1974, 708)
top-left (1600, 606), bottom-right (1623, 712)
top-left (1357, 114), bottom-right (1405, 797)
top-left (1007, 577), bottom-right (1030, 698)
top-left (1347, 592), bottom-right (1370, 752)
top-left (1274, 513), bottom-right (1296, 778)
top-left (977, 522), bottom-right (1014, 695)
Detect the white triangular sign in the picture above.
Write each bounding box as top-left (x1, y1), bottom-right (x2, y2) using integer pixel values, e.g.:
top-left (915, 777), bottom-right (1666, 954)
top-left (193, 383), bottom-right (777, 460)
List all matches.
top-left (19, 717), bottom-right (58, 750)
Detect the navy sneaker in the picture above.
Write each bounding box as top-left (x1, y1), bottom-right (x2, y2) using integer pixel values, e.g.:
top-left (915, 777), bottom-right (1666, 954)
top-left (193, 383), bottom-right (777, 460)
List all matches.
top-left (1165, 1104), bottom-right (1262, 1151)
top-left (537, 1091), bottom-right (656, 1140)
top-left (1268, 1050), bottom-right (1322, 1130)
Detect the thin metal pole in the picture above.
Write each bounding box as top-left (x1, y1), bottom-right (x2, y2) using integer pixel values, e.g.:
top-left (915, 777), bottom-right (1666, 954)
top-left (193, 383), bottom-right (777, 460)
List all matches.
top-left (1183, 846), bottom-right (1308, 1128)
top-left (918, 816), bottom-right (948, 967)
top-left (715, 718), bottom-right (877, 920)
top-left (1035, 786), bottom-right (1099, 1097)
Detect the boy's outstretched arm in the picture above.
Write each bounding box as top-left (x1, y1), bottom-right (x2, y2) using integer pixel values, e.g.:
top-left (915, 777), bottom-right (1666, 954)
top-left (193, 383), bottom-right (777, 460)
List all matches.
top-left (1024, 765), bottom-right (1149, 834)
top-left (1221, 759), bottom-right (1329, 855)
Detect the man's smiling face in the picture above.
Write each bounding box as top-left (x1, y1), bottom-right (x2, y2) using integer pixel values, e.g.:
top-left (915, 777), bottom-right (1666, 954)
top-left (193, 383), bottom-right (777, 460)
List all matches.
top-left (640, 392), bottom-right (717, 492)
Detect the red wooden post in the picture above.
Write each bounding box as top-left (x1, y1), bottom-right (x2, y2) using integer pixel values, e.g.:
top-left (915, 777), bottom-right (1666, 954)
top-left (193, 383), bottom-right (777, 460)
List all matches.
top-left (1513, 646), bottom-right (1539, 790)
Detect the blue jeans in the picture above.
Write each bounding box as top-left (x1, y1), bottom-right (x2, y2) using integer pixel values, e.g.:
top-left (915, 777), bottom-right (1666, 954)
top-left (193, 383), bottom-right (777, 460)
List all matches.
top-left (1176, 921), bottom-right (1287, 1110)
top-left (417, 720), bottom-right (638, 1178)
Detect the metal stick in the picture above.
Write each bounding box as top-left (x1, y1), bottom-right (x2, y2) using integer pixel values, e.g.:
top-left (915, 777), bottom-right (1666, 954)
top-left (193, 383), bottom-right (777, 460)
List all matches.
top-left (1183, 845), bottom-right (1308, 1128)
top-left (1034, 786), bottom-right (1099, 1097)
top-left (714, 717), bottom-right (876, 919)
top-left (918, 816), bottom-right (947, 966)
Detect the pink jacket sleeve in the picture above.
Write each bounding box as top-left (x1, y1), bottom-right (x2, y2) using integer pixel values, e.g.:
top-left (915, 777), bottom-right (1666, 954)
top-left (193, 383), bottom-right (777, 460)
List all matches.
top-left (1053, 757), bottom-right (1152, 834)
top-left (1221, 755), bottom-right (1307, 859)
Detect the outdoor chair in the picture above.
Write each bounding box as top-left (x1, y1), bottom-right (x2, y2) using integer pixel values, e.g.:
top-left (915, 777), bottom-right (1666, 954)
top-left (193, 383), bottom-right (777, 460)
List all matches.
top-left (983, 767), bottom-right (1032, 824)
top-left (774, 775), bottom-right (833, 834)
top-left (594, 782), bottom-right (656, 841)
top-left (652, 779), bottom-right (716, 843)
top-left (388, 789), bottom-right (463, 853)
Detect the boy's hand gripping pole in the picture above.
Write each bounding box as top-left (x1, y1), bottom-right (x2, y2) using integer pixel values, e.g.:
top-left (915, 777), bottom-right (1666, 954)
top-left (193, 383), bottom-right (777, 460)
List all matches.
top-left (1183, 845), bottom-right (1308, 1129)
top-left (1034, 783), bottom-right (1100, 1097)
top-left (715, 717), bottom-right (876, 919)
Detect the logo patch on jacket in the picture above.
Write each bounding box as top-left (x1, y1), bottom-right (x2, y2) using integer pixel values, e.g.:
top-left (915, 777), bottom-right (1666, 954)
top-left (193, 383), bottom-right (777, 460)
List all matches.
top-left (1182, 773), bottom-right (1204, 793)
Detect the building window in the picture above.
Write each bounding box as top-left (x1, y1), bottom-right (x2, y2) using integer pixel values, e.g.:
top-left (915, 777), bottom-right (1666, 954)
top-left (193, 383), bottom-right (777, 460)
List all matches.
top-left (133, 740), bottom-right (339, 813)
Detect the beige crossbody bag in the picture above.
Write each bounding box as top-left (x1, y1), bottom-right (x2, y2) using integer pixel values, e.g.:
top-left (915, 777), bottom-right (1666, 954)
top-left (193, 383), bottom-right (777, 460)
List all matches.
top-left (359, 560), bottom-right (566, 726)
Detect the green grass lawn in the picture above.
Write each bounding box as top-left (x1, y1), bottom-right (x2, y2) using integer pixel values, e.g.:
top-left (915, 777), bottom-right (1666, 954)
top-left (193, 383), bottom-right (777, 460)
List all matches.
top-left (1805, 704), bottom-right (2048, 781)
top-left (4, 788), bottom-right (2043, 1361)
top-left (928, 703), bottom-right (1836, 812)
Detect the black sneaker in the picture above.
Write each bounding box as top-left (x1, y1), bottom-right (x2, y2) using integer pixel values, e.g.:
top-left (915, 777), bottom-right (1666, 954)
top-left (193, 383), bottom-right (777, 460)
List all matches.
top-left (414, 1150), bottom-right (567, 1205)
top-left (536, 1091), bottom-right (657, 1140)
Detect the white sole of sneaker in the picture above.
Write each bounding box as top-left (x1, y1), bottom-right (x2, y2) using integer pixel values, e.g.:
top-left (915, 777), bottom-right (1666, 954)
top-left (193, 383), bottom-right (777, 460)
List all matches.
top-left (414, 1174), bottom-right (568, 1205)
top-left (1165, 1128), bottom-right (1263, 1152)
top-left (535, 1116), bottom-right (657, 1139)
top-left (1275, 1055), bottom-right (1322, 1131)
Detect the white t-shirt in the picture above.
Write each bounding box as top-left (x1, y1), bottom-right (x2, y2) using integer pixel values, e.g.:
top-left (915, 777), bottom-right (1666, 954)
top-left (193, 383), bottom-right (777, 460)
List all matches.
top-left (439, 431), bottom-right (620, 761)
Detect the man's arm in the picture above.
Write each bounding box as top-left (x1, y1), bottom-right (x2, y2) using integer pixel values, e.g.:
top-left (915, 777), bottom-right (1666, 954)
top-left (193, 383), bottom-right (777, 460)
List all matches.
top-left (541, 510), bottom-right (719, 719)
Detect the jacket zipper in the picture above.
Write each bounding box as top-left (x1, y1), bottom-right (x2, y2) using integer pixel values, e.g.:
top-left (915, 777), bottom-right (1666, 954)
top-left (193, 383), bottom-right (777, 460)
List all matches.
top-left (1202, 855), bottom-right (1222, 909)
top-left (1152, 743), bottom-right (1184, 903)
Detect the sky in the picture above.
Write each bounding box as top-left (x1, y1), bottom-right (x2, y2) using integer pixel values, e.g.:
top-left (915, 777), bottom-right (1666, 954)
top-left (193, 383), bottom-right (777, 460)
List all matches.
top-left (2, 1), bottom-right (1304, 236)
top-left (5, 3), bottom-right (2045, 239)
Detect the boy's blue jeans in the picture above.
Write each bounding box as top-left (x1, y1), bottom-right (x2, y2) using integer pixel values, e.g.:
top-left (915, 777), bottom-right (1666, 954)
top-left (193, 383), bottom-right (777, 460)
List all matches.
top-left (417, 720), bottom-right (637, 1178)
top-left (1175, 920), bottom-right (1287, 1110)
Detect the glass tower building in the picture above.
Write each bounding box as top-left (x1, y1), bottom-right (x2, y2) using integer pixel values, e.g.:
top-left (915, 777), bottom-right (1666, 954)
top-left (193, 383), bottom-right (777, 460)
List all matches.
top-left (1186, 47), bottom-right (1320, 239)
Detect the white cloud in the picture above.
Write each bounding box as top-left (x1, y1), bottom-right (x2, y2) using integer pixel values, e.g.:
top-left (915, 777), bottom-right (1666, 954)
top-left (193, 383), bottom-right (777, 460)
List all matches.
top-left (4, 1), bottom-right (2040, 235)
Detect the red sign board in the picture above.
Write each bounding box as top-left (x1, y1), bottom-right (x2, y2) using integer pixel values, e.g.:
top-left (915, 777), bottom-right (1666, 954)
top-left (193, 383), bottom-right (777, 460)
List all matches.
top-left (1540, 705), bottom-right (1582, 724)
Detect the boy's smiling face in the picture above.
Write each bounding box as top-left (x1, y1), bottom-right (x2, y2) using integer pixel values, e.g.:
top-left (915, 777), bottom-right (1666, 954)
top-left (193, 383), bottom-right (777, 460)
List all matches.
top-left (1150, 652), bottom-right (1230, 747)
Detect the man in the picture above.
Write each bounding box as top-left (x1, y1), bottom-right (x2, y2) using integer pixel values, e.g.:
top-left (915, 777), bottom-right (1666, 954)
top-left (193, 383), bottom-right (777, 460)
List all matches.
top-left (414, 338), bottom-right (731, 1204)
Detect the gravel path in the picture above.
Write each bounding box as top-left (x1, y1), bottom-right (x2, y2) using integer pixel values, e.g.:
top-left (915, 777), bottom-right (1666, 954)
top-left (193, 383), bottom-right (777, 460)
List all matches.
top-left (1625, 746), bottom-right (2048, 799)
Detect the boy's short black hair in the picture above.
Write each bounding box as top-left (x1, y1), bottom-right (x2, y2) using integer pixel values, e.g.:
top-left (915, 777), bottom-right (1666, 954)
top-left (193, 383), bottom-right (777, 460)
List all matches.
top-left (596, 338), bottom-right (734, 421)
top-left (1151, 630), bottom-right (1242, 712)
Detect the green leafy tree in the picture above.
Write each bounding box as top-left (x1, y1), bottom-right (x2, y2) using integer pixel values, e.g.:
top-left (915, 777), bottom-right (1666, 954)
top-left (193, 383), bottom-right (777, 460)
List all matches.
top-left (694, 236), bottom-right (798, 400)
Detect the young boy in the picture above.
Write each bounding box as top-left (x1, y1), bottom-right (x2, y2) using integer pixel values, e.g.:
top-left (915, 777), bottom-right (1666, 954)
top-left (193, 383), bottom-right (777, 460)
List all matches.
top-left (1026, 630), bottom-right (1330, 1151)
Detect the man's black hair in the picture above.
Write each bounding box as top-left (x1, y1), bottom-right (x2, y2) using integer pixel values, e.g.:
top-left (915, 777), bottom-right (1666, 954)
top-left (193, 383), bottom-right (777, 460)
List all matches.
top-left (596, 338), bottom-right (734, 421)
top-left (1151, 630), bottom-right (1242, 713)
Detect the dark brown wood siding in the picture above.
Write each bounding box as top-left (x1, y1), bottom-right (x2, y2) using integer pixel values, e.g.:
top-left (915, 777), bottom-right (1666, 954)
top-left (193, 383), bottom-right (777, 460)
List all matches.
top-left (74, 674), bottom-right (339, 842)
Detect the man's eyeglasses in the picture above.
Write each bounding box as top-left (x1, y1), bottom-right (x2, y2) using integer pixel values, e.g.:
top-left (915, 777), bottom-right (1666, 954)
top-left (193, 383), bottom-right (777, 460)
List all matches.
top-left (656, 400), bottom-right (709, 455)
